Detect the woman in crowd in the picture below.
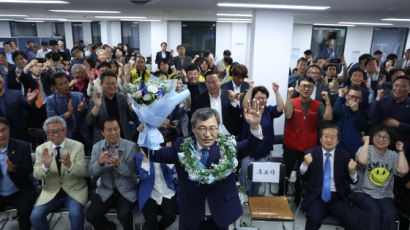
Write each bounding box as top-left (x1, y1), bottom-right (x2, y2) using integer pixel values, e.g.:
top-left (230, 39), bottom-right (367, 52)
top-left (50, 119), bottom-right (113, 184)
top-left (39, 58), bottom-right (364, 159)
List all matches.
top-left (153, 59), bottom-right (175, 80)
top-left (239, 81), bottom-right (284, 195)
top-left (197, 58), bottom-right (209, 82)
top-left (113, 47), bottom-right (125, 65)
top-left (341, 68), bottom-right (370, 112)
top-left (353, 125), bottom-right (409, 230)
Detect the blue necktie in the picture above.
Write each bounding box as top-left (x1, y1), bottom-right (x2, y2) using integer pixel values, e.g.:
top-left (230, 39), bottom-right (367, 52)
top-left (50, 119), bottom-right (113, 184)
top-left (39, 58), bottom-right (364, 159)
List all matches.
top-left (200, 149), bottom-right (208, 167)
top-left (322, 152), bottom-right (331, 203)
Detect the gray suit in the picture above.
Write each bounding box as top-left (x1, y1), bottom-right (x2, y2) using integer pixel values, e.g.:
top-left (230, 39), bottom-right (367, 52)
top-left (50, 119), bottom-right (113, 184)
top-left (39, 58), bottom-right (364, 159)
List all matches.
top-left (172, 55), bottom-right (192, 70)
top-left (89, 138), bottom-right (138, 202)
top-left (86, 92), bottom-right (138, 144)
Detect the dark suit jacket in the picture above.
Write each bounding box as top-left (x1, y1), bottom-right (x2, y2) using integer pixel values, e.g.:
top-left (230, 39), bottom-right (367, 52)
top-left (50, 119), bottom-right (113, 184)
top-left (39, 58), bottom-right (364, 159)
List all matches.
top-left (191, 89), bottom-right (242, 137)
top-left (1, 89), bottom-right (29, 140)
top-left (5, 65), bottom-right (21, 90)
top-left (46, 92), bottom-right (90, 146)
top-left (5, 138), bottom-right (36, 191)
top-left (20, 71), bottom-right (53, 97)
top-left (155, 51), bottom-right (171, 64)
top-left (221, 81), bottom-right (249, 93)
top-left (150, 134), bottom-right (263, 229)
top-left (85, 93), bottom-right (138, 144)
top-left (172, 55), bottom-right (192, 70)
top-left (300, 146), bottom-right (354, 211)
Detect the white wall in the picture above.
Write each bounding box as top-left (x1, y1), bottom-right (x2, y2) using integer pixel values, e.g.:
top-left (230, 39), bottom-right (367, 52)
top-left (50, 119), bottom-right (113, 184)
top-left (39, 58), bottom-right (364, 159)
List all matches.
top-left (343, 26), bottom-right (374, 65)
top-left (139, 22), bottom-right (151, 58)
top-left (82, 22), bottom-right (92, 45)
top-left (290, 24), bottom-right (312, 68)
top-left (167, 21), bottom-right (181, 51)
top-left (150, 21), bottom-right (168, 71)
top-left (64, 22), bottom-right (73, 49)
top-left (231, 23), bottom-right (248, 65)
top-left (36, 22), bottom-right (54, 37)
top-left (215, 22), bottom-right (232, 62)
top-left (0, 22), bottom-right (11, 37)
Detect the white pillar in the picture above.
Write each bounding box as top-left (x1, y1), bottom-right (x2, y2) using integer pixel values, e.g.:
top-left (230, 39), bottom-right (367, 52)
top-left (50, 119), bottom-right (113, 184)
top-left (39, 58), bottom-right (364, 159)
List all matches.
top-left (139, 22), bottom-right (151, 57)
top-left (109, 21), bottom-right (122, 47)
top-left (167, 21), bottom-right (181, 51)
top-left (100, 21), bottom-right (109, 45)
top-left (249, 10), bottom-right (294, 134)
top-left (82, 22), bottom-right (92, 45)
top-left (150, 21), bottom-right (168, 71)
top-left (231, 23), bottom-right (248, 65)
top-left (64, 22), bottom-right (73, 49)
top-left (215, 22), bottom-right (232, 62)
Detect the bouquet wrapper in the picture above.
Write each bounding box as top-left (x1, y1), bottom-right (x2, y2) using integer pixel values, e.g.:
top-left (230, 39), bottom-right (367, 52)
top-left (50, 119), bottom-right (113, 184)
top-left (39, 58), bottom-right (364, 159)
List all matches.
top-left (129, 89), bottom-right (190, 150)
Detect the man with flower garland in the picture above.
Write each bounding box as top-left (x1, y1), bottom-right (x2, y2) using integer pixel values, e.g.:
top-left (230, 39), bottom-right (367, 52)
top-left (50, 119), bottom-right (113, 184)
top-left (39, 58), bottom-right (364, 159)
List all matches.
top-left (148, 101), bottom-right (264, 230)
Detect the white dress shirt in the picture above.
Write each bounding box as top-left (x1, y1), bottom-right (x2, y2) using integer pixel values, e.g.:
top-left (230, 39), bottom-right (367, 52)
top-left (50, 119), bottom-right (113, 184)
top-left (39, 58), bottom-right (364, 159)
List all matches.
top-left (209, 91), bottom-right (240, 134)
top-left (42, 140), bottom-right (72, 173)
top-left (232, 80), bottom-right (241, 94)
top-left (300, 148), bottom-right (357, 192)
top-left (141, 162), bottom-right (176, 205)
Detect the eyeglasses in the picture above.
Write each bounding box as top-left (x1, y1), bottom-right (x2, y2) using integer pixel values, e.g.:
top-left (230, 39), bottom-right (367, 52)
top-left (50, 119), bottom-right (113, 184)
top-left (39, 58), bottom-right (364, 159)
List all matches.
top-left (375, 134), bottom-right (389, 141)
top-left (299, 84), bottom-right (314, 89)
top-left (195, 126), bottom-right (218, 134)
top-left (46, 128), bottom-right (65, 136)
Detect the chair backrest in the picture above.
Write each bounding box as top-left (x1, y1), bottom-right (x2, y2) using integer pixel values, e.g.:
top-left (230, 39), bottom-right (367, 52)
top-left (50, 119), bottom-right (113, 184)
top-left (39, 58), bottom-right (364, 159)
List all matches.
top-left (247, 162), bottom-right (285, 184)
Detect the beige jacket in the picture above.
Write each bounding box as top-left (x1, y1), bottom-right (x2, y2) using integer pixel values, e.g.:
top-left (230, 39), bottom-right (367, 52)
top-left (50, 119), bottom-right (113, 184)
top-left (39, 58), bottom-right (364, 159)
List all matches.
top-left (33, 139), bottom-right (88, 206)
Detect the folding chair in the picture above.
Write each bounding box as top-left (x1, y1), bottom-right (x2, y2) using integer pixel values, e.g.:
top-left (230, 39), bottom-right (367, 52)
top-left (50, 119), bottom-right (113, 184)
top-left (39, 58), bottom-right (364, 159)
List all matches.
top-left (247, 162), bottom-right (295, 230)
top-left (0, 206), bottom-right (17, 230)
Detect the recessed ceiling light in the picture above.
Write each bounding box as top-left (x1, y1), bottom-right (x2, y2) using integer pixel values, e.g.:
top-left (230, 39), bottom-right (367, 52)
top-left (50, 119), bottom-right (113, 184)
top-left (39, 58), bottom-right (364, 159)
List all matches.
top-left (14, 20), bottom-right (44, 22)
top-left (25, 17), bottom-right (67, 21)
top-left (64, 20), bottom-right (93, 22)
top-left (95, 16), bottom-right (146, 19)
top-left (0, 0), bottom-right (68, 3)
top-left (381, 18), bottom-right (410, 22)
top-left (339, 21), bottom-right (393, 26)
top-left (217, 3), bottom-right (330, 10)
top-left (217, 18), bottom-right (251, 21)
top-left (314, 23), bottom-right (355, 27)
top-left (121, 19), bottom-right (160, 22)
top-left (49, 10), bottom-right (121, 14)
top-left (216, 13), bottom-right (252, 17)
top-left (217, 20), bottom-right (252, 24)
top-left (0, 14), bottom-right (27, 17)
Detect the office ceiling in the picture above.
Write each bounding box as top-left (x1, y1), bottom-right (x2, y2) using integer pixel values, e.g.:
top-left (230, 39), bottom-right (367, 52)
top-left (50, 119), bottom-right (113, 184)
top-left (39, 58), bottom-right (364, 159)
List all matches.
top-left (0, 0), bottom-right (409, 26)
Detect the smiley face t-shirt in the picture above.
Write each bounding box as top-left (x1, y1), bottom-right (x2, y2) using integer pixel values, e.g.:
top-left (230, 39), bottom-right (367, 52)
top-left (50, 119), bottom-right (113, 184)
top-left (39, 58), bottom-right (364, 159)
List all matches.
top-left (353, 145), bottom-right (402, 199)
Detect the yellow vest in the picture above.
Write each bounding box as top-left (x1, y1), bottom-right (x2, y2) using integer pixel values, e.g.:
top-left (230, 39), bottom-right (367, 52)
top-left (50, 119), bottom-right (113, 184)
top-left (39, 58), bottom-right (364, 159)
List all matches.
top-left (130, 69), bottom-right (150, 85)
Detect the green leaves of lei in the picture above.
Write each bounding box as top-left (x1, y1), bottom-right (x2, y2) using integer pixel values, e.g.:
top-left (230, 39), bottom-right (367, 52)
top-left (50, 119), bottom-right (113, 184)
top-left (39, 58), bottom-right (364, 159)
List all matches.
top-left (178, 134), bottom-right (238, 184)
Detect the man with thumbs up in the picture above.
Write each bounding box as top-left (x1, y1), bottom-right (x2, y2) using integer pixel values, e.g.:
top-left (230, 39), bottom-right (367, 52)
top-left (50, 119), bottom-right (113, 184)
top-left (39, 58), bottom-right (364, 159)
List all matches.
top-left (46, 71), bottom-right (90, 150)
top-left (299, 122), bottom-right (361, 230)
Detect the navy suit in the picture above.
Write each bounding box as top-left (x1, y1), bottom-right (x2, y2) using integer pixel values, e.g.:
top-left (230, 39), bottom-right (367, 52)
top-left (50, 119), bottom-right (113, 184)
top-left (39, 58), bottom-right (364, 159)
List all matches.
top-left (19, 71), bottom-right (53, 97)
top-left (191, 89), bottom-right (242, 138)
top-left (46, 91), bottom-right (90, 146)
top-left (6, 66), bottom-right (22, 91)
top-left (150, 134), bottom-right (263, 230)
top-left (0, 89), bottom-right (29, 140)
top-left (155, 51), bottom-right (171, 64)
top-left (0, 138), bottom-right (37, 230)
top-left (301, 146), bottom-right (360, 230)
top-left (221, 81), bottom-right (249, 94)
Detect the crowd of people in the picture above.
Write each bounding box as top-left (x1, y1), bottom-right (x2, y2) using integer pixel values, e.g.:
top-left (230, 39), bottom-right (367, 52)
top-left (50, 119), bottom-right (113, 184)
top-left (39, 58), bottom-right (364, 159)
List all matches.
top-left (0, 37), bottom-right (409, 230)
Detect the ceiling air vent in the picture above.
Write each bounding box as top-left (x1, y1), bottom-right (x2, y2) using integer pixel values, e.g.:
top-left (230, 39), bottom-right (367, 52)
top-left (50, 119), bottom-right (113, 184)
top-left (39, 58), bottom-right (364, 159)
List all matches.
top-left (130, 0), bottom-right (152, 5)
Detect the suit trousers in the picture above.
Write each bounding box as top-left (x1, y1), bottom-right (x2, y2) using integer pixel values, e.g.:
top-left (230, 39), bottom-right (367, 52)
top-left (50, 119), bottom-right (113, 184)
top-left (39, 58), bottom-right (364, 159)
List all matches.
top-left (305, 192), bottom-right (360, 230)
top-left (0, 189), bottom-right (37, 230)
top-left (142, 196), bottom-right (177, 230)
top-left (198, 218), bottom-right (228, 230)
top-left (86, 190), bottom-right (136, 230)
top-left (278, 146), bottom-right (304, 200)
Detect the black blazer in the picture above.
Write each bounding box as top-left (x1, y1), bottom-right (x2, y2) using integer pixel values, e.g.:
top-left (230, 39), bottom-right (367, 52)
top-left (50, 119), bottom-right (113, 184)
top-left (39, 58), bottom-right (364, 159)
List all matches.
top-left (155, 51), bottom-right (171, 64)
top-left (19, 71), bottom-right (53, 97)
top-left (300, 145), bottom-right (354, 210)
top-left (221, 81), bottom-right (249, 94)
top-left (2, 89), bottom-right (29, 141)
top-left (172, 55), bottom-right (192, 70)
top-left (6, 65), bottom-right (20, 90)
top-left (191, 89), bottom-right (242, 137)
top-left (4, 138), bottom-right (36, 191)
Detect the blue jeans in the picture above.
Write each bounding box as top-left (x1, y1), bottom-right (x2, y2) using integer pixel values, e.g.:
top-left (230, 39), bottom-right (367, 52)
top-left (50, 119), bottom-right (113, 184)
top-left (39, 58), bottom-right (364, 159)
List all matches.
top-left (30, 191), bottom-right (84, 230)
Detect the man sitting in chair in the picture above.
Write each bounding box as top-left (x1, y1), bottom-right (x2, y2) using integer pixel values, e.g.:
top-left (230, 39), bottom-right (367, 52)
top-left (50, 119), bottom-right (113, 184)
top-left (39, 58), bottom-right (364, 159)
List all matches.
top-left (147, 101), bottom-right (264, 230)
top-left (300, 123), bottom-right (361, 230)
top-left (30, 116), bottom-right (88, 230)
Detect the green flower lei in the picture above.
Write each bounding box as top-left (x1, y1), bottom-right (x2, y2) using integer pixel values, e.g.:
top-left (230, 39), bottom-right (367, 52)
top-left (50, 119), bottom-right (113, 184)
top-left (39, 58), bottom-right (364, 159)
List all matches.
top-left (178, 134), bottom-right (238, 184)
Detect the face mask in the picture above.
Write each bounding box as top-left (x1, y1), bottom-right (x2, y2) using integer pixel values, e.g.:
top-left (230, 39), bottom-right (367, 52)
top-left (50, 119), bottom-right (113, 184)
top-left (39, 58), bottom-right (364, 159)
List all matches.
top-left (129, 60), bottom-right (135, 65)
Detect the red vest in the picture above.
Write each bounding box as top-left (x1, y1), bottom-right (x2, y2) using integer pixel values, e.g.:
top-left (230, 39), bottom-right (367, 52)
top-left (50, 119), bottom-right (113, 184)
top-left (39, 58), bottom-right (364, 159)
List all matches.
top-left (283, 98), bottom-right (320, 152)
